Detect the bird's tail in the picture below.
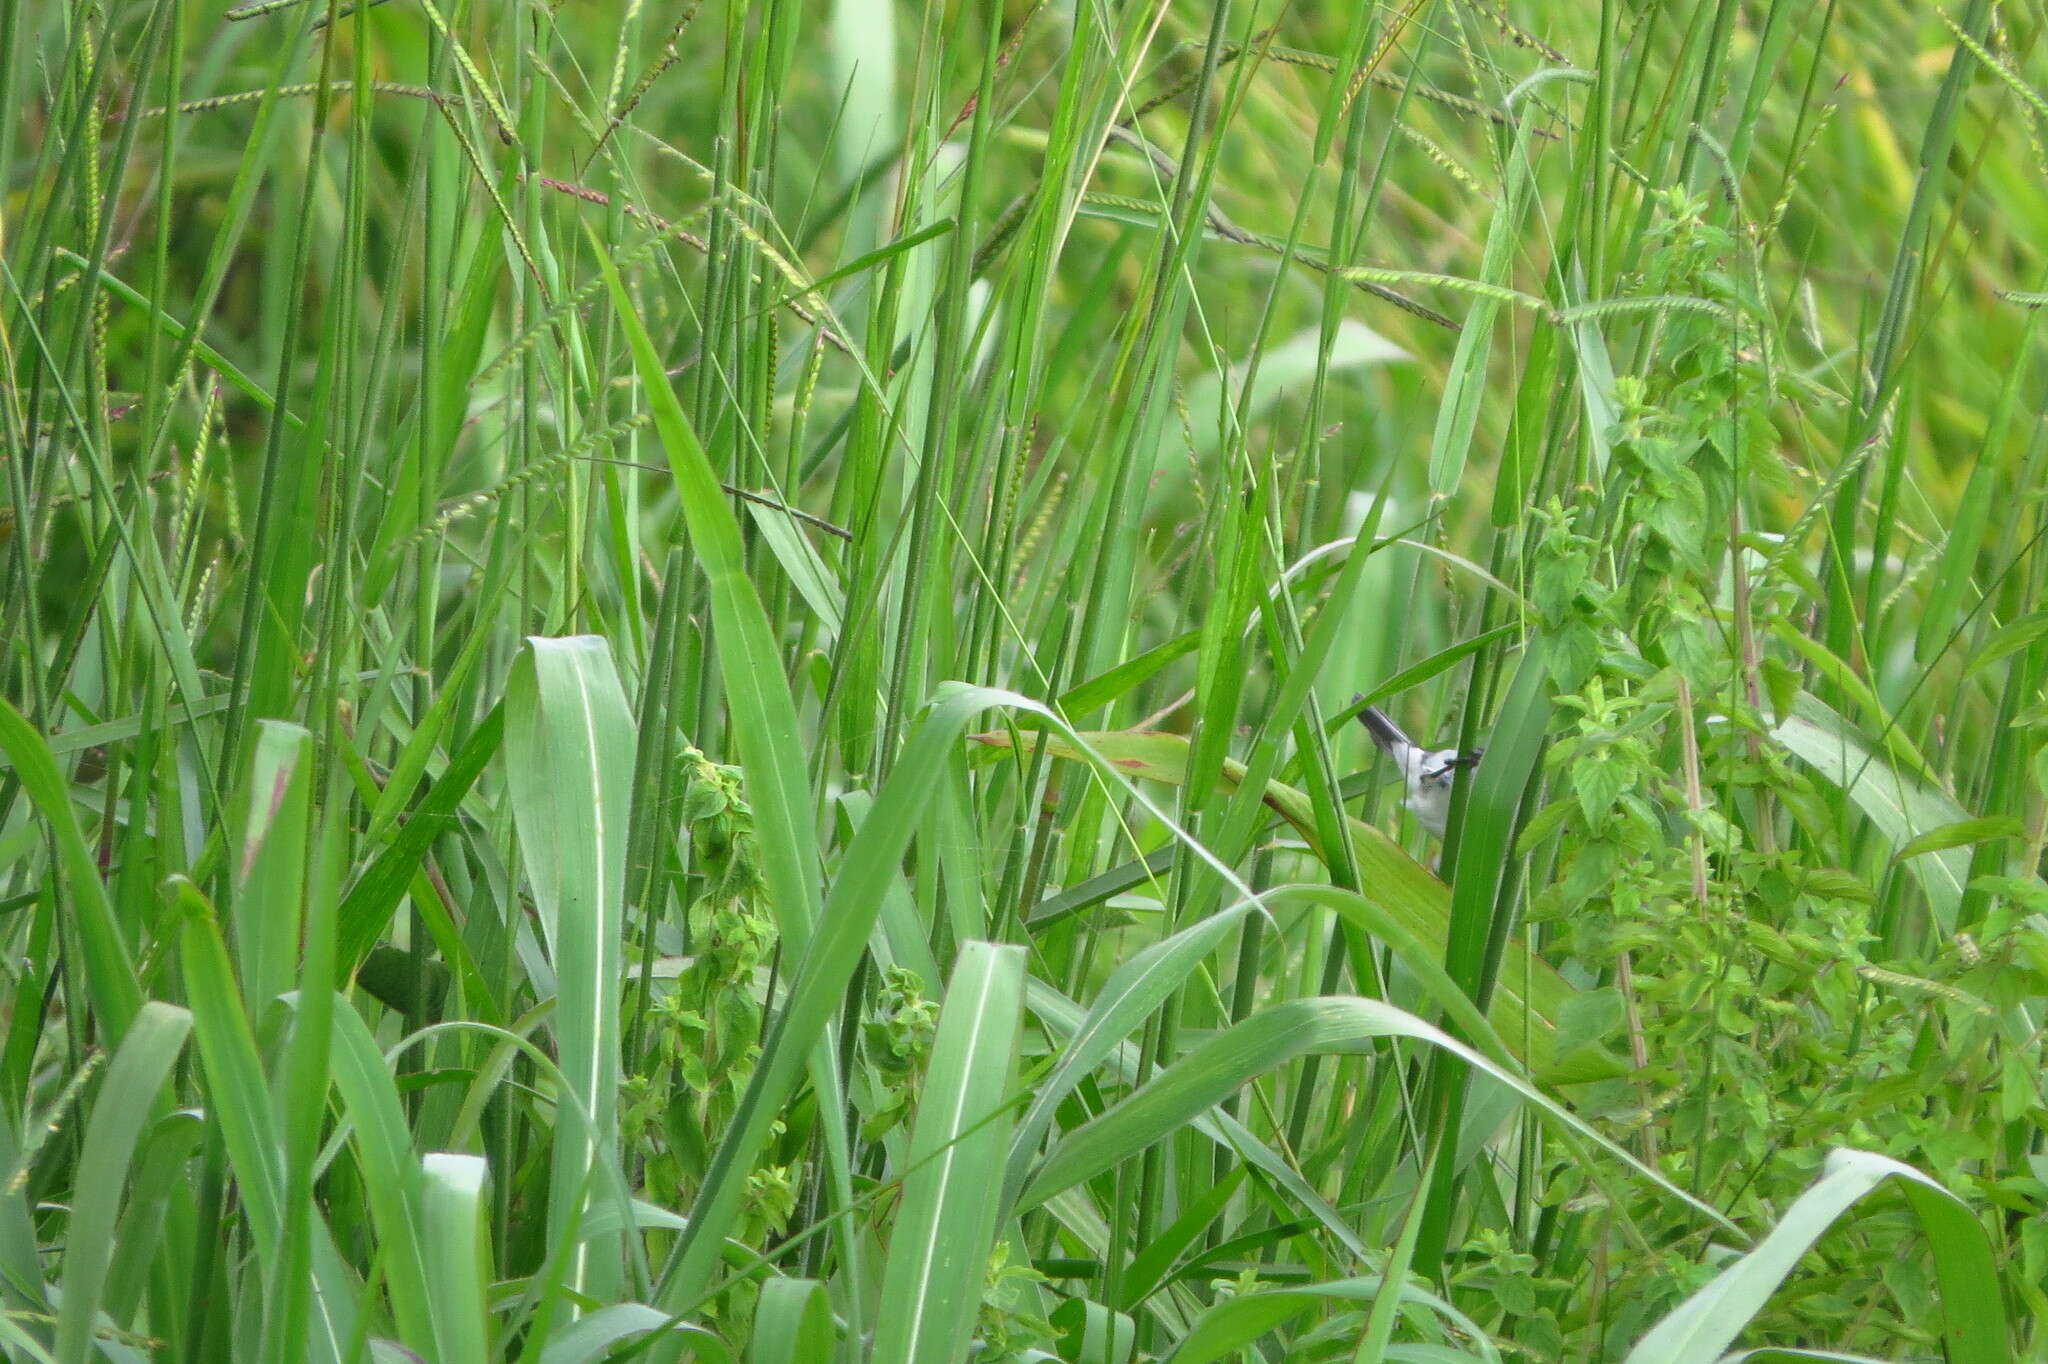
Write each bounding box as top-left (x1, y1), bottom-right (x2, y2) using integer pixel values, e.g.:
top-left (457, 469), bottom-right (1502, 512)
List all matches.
top-left (1352, 698), bottom-right (1412, 756)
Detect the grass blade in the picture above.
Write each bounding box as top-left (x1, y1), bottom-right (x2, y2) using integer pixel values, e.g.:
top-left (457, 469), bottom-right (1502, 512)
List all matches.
top-left (872, 941), bottom-right (1026, 1364)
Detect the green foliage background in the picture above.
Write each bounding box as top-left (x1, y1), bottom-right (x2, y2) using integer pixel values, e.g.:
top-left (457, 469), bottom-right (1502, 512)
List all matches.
top-left (2, 0), bottom-right (2044, 1359)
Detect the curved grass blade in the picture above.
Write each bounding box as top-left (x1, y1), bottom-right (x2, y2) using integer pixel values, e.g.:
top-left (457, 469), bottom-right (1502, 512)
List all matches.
top-left (1771, 692), bottom-right (1972, 928)
top-left (872, 942), bottom-right (1025, 1364)
top-left (747, 1279), bottom-right (831, 1364)
top-left (506, 636), bottom-right (637, 1303)
top-left (53, 1003), bottom-right (191, 1364)
top-left (421, 1153), bottom-right (492, 1364)
top-left (591, 240), bottom-right (821, 949)
top-left (0, 698), bottom-right (144, 1042)
top-left (1020, 977), bottom-right (1374, 1264)
top-left (1003, 901), bottom-right (1261, 1210)
top-left (1622, 1149), bottom-right (2007, 1364)
top-left (1014, 996), bottom-right (1736, 1241)
top-left (171, 878), bottom-right (284, 1260)
top-left (1165, 1276), bottom-right (1497, 1364)
top-left (325, 1000), bottom-right (435, 1355)
top-left (535, 1303), bottom-right (729, 1364)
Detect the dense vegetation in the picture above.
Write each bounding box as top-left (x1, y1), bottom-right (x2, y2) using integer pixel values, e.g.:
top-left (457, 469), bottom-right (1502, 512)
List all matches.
top-left (3, 0), bottom-right (2044, 1358)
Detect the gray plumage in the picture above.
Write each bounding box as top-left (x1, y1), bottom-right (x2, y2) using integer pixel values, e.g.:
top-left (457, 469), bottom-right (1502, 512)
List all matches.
top-left (1353, 700), bottom-right (1482, 836)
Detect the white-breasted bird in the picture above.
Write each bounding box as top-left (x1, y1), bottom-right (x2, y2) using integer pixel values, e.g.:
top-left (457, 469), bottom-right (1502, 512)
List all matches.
top-left (1354, 699), bottom-right (1483, 837)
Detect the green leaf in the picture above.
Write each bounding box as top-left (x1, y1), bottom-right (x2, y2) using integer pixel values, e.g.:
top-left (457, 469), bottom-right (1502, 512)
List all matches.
top-left (1965, 611), bottom-right (2048, 677)
top-left (537, 1305), bottom-right (730, 1364)
top-left (744, 498), bottom-right (845, 637)
top-left (54, 1002), bottom-right (191, 1364)
top-left (325, 999), bottom-right (435, 1356)
top-left (506, 636), bottom-right (637, 1302)
top-left (1623, 1149), bottom-right (2007, 1364)
top-left (748, 1280), bottom-right (832, 1364)
top-left (873, 942), bottom-right (1026, 1364)
top-left (1771, 692), bottom-right (1973, 928)
top-left (1004, 901), bottom-right (1261, 1210)
top-left (336, 702), bottom-right (503, 979)
top-left (421, 1154), bottom-right (492, 1364)
top-left (1428, 113), bottom-right (1538, 494)
top-left (0, 697), bottom-right (144, 1042)
top-left (1056, 630), bottom-right (1204, 717)
top-left (173, 879), bottom-right (284, 1261)
top-left (1049, 1299), bottom-right (1135, 1364)
top-left (234, 720), bottom-right (314, 1012)
top-left (592, 232), bottom-right (822, 958)
top-left (1892, 816), bottom-right (2026, 863)
top-left (1015, 995), bottom-right (1732, 1241)
top-left (1571, 754), bottom-right (1629, 829)
top-left (1165, 1277), bottom-right (1497, 1364)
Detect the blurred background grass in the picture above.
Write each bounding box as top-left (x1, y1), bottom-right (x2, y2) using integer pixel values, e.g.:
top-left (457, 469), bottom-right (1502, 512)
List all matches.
top-left (3, 0), bottom-right (2045, 1359)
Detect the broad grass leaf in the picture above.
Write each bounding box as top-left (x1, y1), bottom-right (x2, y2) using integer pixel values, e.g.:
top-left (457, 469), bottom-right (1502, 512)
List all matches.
top-left (1770, 692), bottom-right (1972, 927)
top-left (1003, 901), bottom-right (1263, 1209)
top-left (1020, 978), bottom-right (1374, 1263)
top-left (53, 1003), bottom-right (190, 1364)
top-left (234, 721), bottom-right (313, 1015)
top-left (748, 1279), bottom-right (831, 1364)
top-left (507, 635), bottom-right (636, 1301)
top-left (537, 1304), bottom-right (727, 1364)
top-left (1623, 1149), bottom-right (2007, 1364)
top-left (0, 698), bottom-right (143, 1041)
top-left (1015, 996), bottom-right (1733, 1242)
top-left (1048, 1299), bottom-right (1136, 1364)
top-left (422, 1154), bottom-right (492, 1364)
top-left (873, 942), bottom-right (1025, 1364)
top-left (1164, 1277), bottom-right (1497, 1364)
top-left (326, 1001), bottom-right (436, 1355)
top-left (173, 880), bottom-right (285, 1260)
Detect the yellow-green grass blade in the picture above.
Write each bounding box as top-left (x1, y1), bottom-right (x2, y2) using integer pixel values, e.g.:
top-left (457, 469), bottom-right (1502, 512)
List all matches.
top-left (592, 240), bottom-right (823, 952)
top-left (1771, 691), bottom-right (1973, 929)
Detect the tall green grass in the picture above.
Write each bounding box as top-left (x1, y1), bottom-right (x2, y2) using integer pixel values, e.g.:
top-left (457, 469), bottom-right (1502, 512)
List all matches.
top-left (2, 0), bottom-right (2043, 1359)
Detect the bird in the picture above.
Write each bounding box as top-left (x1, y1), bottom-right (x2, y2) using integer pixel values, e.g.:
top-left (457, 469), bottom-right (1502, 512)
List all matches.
top-left (1353, 699), bottom-right (1483, 837)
